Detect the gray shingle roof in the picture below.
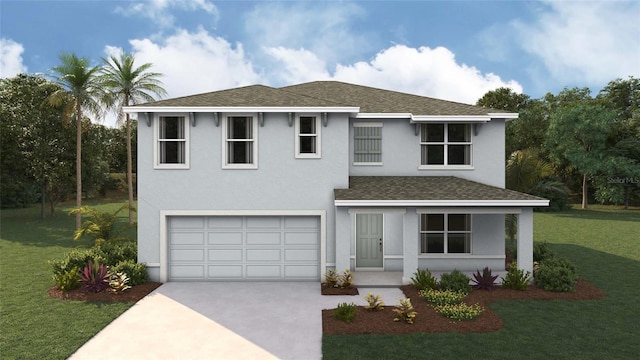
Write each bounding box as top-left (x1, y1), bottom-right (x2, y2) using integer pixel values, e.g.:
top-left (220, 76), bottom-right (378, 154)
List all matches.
top-left (133, 81), bottom-right (508, 116)
top-left (334, 176), bottom-right (546, 202)
top-left (137, 84), bottom-right (346, 108)
top-left (281, 81), bottom-right (508, 116)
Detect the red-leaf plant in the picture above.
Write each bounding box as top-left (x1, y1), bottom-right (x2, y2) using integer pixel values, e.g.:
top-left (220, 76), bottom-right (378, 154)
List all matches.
top-left (472, 267), bottom-right (499, 291)
top-left (80, 260), bottom-right (111, 293)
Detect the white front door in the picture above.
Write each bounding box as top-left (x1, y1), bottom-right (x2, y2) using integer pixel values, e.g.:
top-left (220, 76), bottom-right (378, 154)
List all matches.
top-left (356, 214), bottom-right (383, 268)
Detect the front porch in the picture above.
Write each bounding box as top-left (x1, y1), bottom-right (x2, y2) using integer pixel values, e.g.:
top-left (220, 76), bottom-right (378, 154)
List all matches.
top-left (352, 270), bottom-right (510, 288)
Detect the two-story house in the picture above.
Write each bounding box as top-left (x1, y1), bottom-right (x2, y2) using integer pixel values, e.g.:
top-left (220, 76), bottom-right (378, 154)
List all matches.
top-left (124, 81), bottom-right (548, 285)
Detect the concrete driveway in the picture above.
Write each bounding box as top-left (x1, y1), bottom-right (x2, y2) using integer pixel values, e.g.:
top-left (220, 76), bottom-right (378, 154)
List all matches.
top-left (70, 283), bottom-right (406, 360)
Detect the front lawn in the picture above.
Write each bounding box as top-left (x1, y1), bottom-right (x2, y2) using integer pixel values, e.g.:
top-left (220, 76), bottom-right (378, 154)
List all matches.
top-left (323, 206), bottom-right (640, 360)
top-left (0, 201), bottom-right (137, 359)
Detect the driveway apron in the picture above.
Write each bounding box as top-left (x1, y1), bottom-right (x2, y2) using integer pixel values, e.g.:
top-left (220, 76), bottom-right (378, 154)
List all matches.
top-left (70, 282), bottom-right (406, 360)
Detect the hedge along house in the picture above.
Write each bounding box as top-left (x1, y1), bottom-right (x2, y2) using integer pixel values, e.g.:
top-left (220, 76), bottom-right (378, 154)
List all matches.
top-left (123, 81), bottom-right (548, 285)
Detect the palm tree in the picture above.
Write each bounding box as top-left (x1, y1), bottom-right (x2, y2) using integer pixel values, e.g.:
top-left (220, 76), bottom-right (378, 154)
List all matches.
top-left (101, 51), bottom-right (167, 225)
top-left (48, 53), bottom-right (104, 229)
top-left (505, 149), bottom-right (559, 247)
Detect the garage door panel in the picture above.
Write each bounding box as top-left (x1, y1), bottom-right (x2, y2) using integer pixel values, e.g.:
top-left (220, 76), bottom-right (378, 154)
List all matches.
top-left (284, 217), bottom-right (318, 229)
top-left (171, 232), bottom-right (205, 245)
top-left (285, 249), bottom-right (318, 261)
top-left (208, 232), bottom-right (242, 245)
top-left (247, 249), bottom-right (281, 261)
top-left (246, 232), bottom-right (281, 245)
top-left (208, 217), bottom-right (242, 228)
top-left (169, 215), bottom-right (320, 281)
top-left (171, 217), bottom-right (205, 229)
top-left (247, 265), bottom-right (281, 278)
top-left (208, 265), bottom-right (243, 278)
top-left (284, 232), bottom-right (318, 245)
top-left (171, 249), bottom-right (205, 262)
top-left (246, 217), bottom-right (281, 229)
top-left (171, 265), bottom-right (205, 278)
top-left (285, 265), bottom-right (318, 278)
top-left (209, 249), bottom-right (242, 261)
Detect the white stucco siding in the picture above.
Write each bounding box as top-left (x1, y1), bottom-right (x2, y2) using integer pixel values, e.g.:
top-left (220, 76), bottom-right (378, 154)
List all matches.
top-left (136, 112), bottom-right (350, 281)
top-left (349, 118), bottom-right (506, 187)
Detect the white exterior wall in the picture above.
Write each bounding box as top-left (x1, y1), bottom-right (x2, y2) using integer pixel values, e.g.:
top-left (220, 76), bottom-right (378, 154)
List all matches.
top-left (137, 112), bottom-right (350, 281)
top-left (349, 118), bottom-right (506, 187)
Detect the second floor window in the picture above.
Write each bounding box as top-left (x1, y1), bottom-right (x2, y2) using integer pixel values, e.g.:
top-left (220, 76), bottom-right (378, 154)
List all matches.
top-left (295, 115), bottom-right (321, 158)
top-left (224, 115), bottom-right (257, 168)
top-left (156, 115), bottom-right (188, 169)
top-left (420, 123), bottom-right (471, 166)
top-left (353, 122), bottom-right (382, 165)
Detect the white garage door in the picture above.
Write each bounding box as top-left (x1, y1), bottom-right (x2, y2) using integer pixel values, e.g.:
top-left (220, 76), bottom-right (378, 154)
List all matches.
top-left (168, 215), bottom-right (320, 281)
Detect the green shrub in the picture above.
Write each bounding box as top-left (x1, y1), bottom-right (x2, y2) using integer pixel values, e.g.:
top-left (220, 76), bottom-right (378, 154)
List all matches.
top-left (434, 303), bottom-right (484, 321)
top-left (50, 248), bottom-right (104, 278)
top-left (96, 240), bottom-right (137, 266)
top-left (439, 269), bottom-right (471, 294)
top-left (411, 268), bottom-right (438, 291)
top-left (419, 289), bottom-right (465, 306)
top-left (111, 260), bottom-right (149, 285)
top-left (53, 267), bottom-right (81, 291)
top-left (364, 292), bottom-right (385, 311)
top-left (334, 302), bottom-right (357, 323)
top-left (534, 258), bottom-right (579, 292)
top-left (533, 241), bottom-right (556, 262)
top-left (70, 205), bottom-right (133, 245)
top-left (501, 261), bottom-right (531, 290)
top-left (393, 298), bottom-right (417, 324)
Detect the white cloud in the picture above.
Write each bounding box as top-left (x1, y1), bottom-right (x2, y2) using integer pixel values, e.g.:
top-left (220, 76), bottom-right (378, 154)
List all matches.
top-left (115, 0), bottom-right (218, 28)
top-left (123, 27), bottom-right (260, 99)
top-left (268, 44), bottom-right (522, 104)
top-left (244, 2), bottom-right (373, 66)
top-left (263, 47), bottom-right (330, 84)
top-left (512, 0), bottom-right (640, 85)
top-left (0, 38), bottom-right (28, 78)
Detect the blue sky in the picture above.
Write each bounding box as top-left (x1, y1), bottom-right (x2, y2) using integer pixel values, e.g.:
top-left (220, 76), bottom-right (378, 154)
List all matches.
top-left (2, 0), bottom-right (639, 125)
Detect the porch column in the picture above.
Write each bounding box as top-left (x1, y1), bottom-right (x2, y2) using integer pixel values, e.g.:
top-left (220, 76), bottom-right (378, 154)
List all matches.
top-left (517, 207), bottom-right (534, 277)
top-left (402, 208), bottom-right (419, 285)
top-left (334, 207), bottom-right (351, 273)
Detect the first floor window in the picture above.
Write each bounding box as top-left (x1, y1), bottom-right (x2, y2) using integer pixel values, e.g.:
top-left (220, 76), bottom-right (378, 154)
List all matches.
top-left (353, 123), bottom-right (382, 164)
top-left (420, 214), bottom-right (471, 254)
top-left (295, 114), bottom-right (321, 158)
top-left (420, 123), bottom-right (471, 166)
top-left (224, 115), bottom-right (257, 168)
top-left (156, 115), bottom-right (188, 168)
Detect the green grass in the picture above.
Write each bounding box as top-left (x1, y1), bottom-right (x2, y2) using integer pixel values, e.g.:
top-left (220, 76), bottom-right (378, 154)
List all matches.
top-left (323, 205), bottom-right (640, 360)
top-left (0, 200), bottom-right (137, 359)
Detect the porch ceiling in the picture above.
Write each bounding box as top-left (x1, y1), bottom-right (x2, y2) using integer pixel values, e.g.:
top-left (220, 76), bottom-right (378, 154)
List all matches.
top-left (334, 176), bottom-right (548, 207)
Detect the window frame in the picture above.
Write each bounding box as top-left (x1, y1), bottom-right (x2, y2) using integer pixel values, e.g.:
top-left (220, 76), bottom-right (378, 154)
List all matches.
top-left (153, 114), bottom-right (189, 169)
top-left (353, 122), bottom-right (383, 166)
top-left (222, 113), bottom-right (258, 169)
top-left (419, 123), bottom-right (473, 169)
top-left (295, 113), bottom-right (321, 158)
top-left (419, 213), bottom-right (472, 254)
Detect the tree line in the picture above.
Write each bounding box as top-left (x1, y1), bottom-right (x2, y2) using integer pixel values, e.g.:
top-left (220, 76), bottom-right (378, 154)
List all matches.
top-left (478, 77), bottom-right (640, 209)
top-left (2, 66), bottom-right (638, 222)
top-left (0, 52), bottom-right (166, 226)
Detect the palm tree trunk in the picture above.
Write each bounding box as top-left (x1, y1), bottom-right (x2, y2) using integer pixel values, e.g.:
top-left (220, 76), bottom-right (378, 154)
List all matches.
top-left (126, 108), bottom-right (134, 225)
top-left (76, 102), bottom-right (82, 229)
top-left (581, 174), bottom-right (588, 209)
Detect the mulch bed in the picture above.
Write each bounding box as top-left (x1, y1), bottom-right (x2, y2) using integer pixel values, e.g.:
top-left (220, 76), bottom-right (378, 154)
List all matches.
top-left (47, 282), bottom-right (162, 302)
top-left (322, 279), bottom-right (605, 335)
top-left (321, 284), bottom-right (359, 295)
